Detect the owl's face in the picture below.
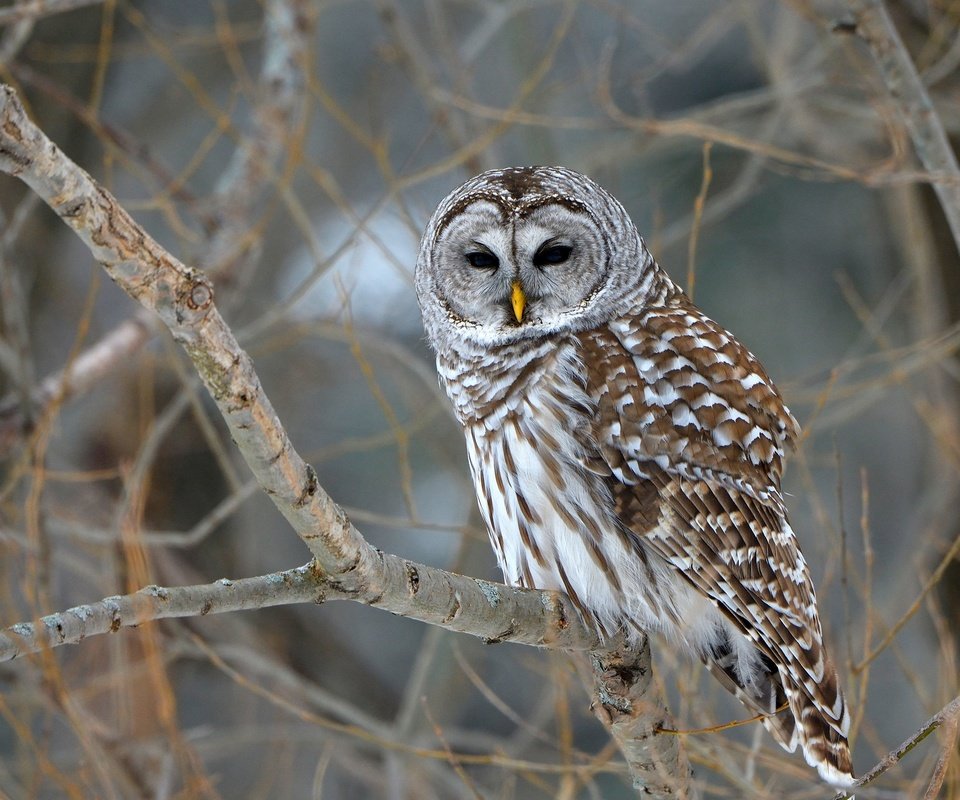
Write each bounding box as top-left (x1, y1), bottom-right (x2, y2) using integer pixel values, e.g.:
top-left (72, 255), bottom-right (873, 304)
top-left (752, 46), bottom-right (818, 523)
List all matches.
top-left (416, 166), bottom-right (656, 350)
top-left (430, 197), bottom-right (608, 334)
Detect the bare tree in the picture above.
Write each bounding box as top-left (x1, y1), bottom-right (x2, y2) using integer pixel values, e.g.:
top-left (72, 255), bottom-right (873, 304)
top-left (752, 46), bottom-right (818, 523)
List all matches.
top-left (0, 1), bottom-right (958, 798)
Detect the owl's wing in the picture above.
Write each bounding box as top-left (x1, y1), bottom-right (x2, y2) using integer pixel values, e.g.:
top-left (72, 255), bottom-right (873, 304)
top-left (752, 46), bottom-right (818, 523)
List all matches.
top-left (577, 297), bottom-right (849, 741)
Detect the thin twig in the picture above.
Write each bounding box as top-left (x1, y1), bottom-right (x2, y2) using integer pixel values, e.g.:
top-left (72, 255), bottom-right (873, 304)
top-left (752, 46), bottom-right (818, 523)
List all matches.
top-left (685, 142), bottom-right (712, 301)
top-left (832, 694), bottom-right (960, 799)
top-left (853, 530), bottom-right (960, 671)
top-left (0, 205), bottom-right (36, 422)
top-left (921, 713), bottom-right (958, 800)
top-left (0, 0), bottom-right (104, 26)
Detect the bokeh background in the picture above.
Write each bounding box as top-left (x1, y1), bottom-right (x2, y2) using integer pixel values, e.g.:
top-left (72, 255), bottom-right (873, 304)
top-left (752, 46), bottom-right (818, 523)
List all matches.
top-left (1, 1), bottom-right (958, 797)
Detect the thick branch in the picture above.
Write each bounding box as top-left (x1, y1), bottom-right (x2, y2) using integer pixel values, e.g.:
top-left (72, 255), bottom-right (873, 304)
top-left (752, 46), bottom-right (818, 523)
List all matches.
top-left (846, 0), bottom-right (960, 253)
top-left (0, 81), bottom-right (689, 799)
top-left (590, 642), bottom-right (696, 798)
top-left (202, 0), bottom-right (312, 275)
top-left (0, 561), bottom-right (601, 662)
top-left (0, 82), bottom-right (364, 573)
top-left (0, 559), bottom-right (692, 797)
top-left (0, 79), bottom-right (598, 649)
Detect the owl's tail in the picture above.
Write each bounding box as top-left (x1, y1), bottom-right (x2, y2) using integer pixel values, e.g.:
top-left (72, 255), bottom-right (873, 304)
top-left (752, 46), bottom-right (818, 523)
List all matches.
top-left (699, 628), bottom-right (856, 790)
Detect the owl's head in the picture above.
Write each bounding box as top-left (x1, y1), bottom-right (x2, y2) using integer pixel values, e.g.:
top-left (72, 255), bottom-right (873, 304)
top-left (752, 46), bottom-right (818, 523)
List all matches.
top-left (415, 166), bottom-right (658, 351)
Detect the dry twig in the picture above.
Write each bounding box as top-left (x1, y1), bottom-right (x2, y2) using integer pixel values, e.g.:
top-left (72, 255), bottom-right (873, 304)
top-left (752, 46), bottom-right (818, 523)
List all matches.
top-left (832, 693), bottom-right (960, 799)
top-left (0, 0), bottom-right (104, 26)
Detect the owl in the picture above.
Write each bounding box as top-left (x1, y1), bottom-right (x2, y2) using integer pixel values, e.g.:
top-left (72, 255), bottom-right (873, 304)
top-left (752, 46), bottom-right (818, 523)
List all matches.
top-left (415, 166), bottom-right (854, 788)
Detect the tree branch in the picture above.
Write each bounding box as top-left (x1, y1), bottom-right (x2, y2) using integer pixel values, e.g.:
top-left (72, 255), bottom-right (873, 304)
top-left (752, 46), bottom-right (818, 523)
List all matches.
top-left (0, 80), bottom-right (693, 798)
top-left (0, 72), bottom-right (560, 630)
top-left (201, 0), bottom-right (313, 278)
top-left (832, 693), bottom-right (960, 800)
top-left (0, 312), bottom-right (156, 449)
top-left (0, 0), bottom-right (103, 26)
top-left (0, 0), bottom-right (313, 445)
top-left (589, 642), bottom-right (696, 798)
top-left (1, 564), bottom-right (322, 660)
top-left (845, 0), bottom-right (960, 254)
top-left (0, 560), bottom-right (694, 797)
top-left (0, 561), bottom-right (593, 663)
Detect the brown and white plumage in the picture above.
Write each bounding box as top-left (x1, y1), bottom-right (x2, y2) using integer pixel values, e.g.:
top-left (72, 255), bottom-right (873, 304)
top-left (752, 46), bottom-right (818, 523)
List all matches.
top-left (415, 166), bottom-right (854, 787)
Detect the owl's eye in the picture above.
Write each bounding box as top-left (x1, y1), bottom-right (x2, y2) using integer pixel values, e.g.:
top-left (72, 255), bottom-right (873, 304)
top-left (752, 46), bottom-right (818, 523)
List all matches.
top-left (465, 251), bottom-right (499, 269)
top-left (533, 244), bottom-right (572, 267)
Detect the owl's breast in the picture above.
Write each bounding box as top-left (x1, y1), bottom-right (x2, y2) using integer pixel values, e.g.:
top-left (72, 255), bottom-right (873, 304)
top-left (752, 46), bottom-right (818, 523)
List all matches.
top-left (453, 344), bottom-right (654, 633)
top-left (436, 336), bottom-right (586, 427)
top-left (450, 337), bottom-right (713, 638)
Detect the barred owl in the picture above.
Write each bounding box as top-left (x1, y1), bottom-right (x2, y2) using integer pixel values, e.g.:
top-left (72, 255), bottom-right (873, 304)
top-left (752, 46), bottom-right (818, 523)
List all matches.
top-left (415, 166), bottom-right (854, 787)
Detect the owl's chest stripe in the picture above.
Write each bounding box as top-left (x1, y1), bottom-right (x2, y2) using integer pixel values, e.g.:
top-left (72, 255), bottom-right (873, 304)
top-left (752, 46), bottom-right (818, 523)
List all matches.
top-left (469, 389), bottom-right (622, 568)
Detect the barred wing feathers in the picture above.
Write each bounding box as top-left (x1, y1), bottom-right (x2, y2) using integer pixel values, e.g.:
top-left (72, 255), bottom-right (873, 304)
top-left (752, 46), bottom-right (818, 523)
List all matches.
top-left (577, 296), bottom-right (854, 786)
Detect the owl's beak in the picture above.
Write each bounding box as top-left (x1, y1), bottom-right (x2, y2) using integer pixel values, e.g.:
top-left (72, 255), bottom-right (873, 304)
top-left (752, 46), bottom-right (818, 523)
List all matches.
top-left (511, 280), bottom-right (526, 323)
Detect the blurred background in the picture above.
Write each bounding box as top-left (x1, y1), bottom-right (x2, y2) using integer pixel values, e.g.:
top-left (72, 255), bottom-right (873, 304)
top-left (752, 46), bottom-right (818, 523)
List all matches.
top-left (0, 0), bottom-right (958, 797)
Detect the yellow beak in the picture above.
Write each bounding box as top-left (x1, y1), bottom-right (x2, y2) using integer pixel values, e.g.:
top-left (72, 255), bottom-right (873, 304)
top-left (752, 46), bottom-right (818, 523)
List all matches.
top-left (511, 280), bottom-right (526, 323)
